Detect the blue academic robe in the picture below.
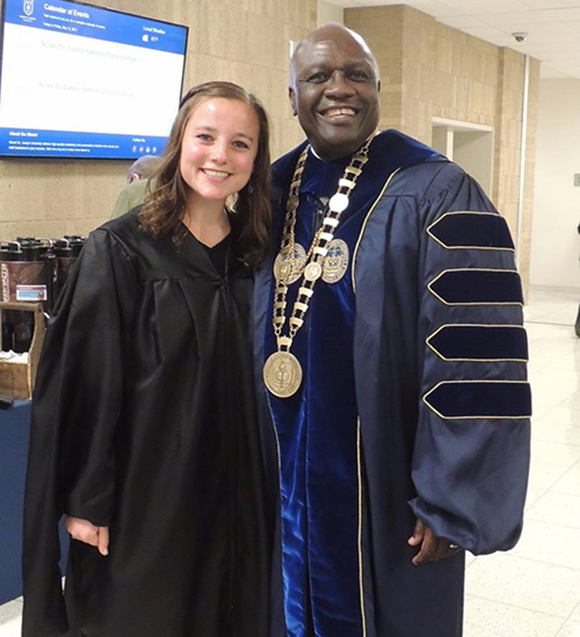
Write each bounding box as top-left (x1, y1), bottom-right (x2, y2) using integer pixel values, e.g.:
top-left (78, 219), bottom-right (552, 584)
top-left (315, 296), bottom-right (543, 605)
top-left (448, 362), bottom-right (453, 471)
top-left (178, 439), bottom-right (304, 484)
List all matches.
top-left (253, 130), bottom-right (531, 637)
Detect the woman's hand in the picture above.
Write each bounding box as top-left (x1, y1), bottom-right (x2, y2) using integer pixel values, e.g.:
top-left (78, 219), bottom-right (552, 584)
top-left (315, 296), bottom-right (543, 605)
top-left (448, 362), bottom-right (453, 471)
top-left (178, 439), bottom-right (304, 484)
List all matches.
top-left (65, 516), bottom-right (109, 556)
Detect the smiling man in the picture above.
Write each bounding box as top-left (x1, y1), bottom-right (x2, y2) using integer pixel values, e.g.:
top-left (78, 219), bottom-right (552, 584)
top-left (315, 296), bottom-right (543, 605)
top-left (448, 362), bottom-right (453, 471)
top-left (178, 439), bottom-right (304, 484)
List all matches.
top-left (289, 26), bottom-right (379, 161)
top-left (254, 24), bottom-right (531, 637)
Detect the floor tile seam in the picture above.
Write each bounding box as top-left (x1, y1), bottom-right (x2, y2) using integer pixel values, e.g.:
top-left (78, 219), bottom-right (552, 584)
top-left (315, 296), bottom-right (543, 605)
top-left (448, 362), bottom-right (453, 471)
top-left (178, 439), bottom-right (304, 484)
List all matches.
top-left (531, 414), bottom-right (577, 425)
top-left (531, 387), bottom-right (580, 393)
top-left (526, 475), bottom-right (573, 494)
top-left (556, 599), bottom-right (580, 636)
top-left (529, 375), bottom-right (578, 382)
top-left (532, 357), bottom-right (580, 362)
top-left (534, 397), bottom-right (580, 405)
top-left (525, 321), bottom-right (575, 328)
top-left (505, 552), bottom-right (580, 571)
top-left (555, 616), bottom-right (574, 637)
top-left (531, 371), bottom-right (580, 378)
top-left (528, 368), bottom-right (579, 372)
top-left (532, 396), bottom-right (580, 419)
top-left (524, 515), bottom-right (580, 533)
top-left (550, 458), bottom-right (580, 485)
top-left (529, 341), bottom-right (577, 348)
top-left (532, 430), bottom-right (580, 443)
top-left (532, 430), bottom-right (580, 440)
top-left (527, 343), bottom-right (574, 349)
top-left (528, 462), bottom-right (580, 470)
top-left (531, 459), bottom-right (580, 469)
top-left (520, 513), bottom-right (580, 533)
top-left (550, 490), bottom-right (580, 498)
top-left (533, 356), bottom-right (580, 362)
top-left (480, 551), bottom-right (580, 574)
top-left (565, 598), bottom-right (580, 620)
top-left (528, 488), bottom-right (580, 503)
top-left (537, 414), bottom-right (580, 429)
top-left (465, 592), bottom-right (574, 620)
top-left (531, 435), bottom-right (580, 447)
top-left (533, 422), bottom-right (580, 431)
top-left (524, 490), bottom-right (548, 508)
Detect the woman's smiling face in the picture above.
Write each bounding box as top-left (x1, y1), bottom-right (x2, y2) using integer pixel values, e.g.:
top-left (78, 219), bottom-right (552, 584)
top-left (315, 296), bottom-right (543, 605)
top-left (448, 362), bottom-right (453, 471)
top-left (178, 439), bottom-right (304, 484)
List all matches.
top-left (179, 97), bottom-right (260, 206)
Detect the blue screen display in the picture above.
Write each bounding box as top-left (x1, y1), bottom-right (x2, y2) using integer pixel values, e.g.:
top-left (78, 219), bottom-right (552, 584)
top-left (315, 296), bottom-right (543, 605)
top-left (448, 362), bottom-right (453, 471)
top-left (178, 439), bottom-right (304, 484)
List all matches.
top-left (0, 0), bottom-right (188, 159)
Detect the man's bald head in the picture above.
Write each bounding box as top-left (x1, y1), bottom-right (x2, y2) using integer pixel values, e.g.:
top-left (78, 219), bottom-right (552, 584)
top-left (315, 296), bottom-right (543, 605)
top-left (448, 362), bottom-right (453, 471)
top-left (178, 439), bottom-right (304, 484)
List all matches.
top-left (290, 24), bottom-right (380, 90)
top-left (288, 24), bottom-right (381, 160)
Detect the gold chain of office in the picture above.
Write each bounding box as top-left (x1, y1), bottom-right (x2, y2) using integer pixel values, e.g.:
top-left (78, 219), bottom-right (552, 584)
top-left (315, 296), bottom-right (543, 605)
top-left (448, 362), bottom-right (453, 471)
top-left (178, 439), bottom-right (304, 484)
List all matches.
top-left (263, 135), bottom-right (375, 398)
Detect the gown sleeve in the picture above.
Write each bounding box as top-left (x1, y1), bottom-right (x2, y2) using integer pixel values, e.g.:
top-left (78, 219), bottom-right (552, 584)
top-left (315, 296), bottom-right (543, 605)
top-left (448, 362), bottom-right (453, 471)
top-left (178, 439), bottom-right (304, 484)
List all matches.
top-left (409, 163), bottom-right (531, 555)
top-left (22, 228), bottom-right (137, 637)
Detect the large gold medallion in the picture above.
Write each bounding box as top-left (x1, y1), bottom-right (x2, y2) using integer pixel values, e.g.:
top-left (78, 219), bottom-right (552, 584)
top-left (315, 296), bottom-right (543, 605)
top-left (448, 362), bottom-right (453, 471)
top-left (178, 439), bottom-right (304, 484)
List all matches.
top-left (273, 244), bottom-right (307, 285)
top-left (322, 239), bottom-right (349, 284)
top-left (266, 134), bottom-right (376, 398)
top-left (263, 351), bottom-right (303, 398)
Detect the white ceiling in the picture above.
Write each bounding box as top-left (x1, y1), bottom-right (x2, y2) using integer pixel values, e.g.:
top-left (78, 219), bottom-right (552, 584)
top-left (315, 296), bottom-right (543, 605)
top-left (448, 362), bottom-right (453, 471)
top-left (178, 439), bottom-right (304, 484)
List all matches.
top-left (325, 0), bottom-right (580, 80)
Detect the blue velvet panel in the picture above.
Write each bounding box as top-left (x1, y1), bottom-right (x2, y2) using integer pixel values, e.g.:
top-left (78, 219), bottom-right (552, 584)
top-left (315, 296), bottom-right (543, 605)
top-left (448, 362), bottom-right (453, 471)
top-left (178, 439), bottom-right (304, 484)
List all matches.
top-left (427, 212), bottom-right (515, 250)
top-left (264, 131), bottom-right (443, 636)
top-left (423, 381), bottom-right (532, 419)
top-left (427, 324), bottom-right (528, 361)
top-left (265, 158), bottom-right (367, 637)
top-left (429, 269), bottom-right (524, 305)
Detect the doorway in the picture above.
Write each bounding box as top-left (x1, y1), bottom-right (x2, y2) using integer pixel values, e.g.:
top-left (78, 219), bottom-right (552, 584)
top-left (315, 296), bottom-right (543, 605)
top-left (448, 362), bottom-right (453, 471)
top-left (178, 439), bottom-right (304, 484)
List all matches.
top-left (432, 117), bottom-right (494, 198)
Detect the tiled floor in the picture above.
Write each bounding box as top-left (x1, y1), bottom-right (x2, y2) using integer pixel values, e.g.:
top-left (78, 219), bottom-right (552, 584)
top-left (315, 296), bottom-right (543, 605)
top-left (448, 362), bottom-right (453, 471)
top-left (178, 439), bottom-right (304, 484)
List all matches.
top-left (2, 288), bottom-right (580, 637)
top-left (463, 288), bottom-right (580, 637)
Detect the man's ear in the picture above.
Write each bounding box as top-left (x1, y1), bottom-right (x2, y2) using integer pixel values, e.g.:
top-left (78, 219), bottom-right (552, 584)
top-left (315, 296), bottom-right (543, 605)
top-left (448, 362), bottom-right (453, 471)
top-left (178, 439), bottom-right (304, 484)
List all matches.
top-left (289, 87), bottom-right (297, 117)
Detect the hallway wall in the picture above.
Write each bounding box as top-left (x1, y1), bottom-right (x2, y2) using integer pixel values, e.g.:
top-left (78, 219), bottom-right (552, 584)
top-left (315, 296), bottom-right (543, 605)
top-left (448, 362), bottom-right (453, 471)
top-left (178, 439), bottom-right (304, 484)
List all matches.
top-left (345, 5), bottom-right (539, 291)
top-left (0, 0), bottom-right (316, 241)
top-left (531, 78), bottom-right (580, 292)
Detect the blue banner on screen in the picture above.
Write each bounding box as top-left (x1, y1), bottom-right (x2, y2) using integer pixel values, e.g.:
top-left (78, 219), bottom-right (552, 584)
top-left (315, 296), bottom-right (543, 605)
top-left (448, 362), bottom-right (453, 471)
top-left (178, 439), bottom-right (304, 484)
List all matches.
top-left (0, 0), bottom-right (188, 159)
top-left (0, 128), bottom-right (167, 157)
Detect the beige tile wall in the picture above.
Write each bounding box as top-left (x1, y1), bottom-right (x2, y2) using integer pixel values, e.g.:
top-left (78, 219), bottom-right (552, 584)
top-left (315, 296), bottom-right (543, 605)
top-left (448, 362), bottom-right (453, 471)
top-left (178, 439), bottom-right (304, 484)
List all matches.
top-left (0, 0), bottom-right (315, 241)
top-left (519, 58), bottom-right (540, 296)
top-left (345, 4), bottom-right (538, 291)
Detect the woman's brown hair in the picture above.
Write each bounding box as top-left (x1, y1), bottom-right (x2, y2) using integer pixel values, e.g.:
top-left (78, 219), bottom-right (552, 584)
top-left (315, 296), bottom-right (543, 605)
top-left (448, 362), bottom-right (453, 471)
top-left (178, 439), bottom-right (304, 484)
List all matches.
top-left (139, 81), bottom-right (271, 266)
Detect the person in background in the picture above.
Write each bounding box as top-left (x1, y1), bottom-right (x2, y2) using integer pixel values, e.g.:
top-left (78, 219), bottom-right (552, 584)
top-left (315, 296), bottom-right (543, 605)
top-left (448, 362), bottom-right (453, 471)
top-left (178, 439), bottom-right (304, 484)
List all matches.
top-left (254, 23), bottom-right (531, 636)
top-left (110, 154), bottom-right (162, 219)
top-left (22, 81), bottom-right (273, 637)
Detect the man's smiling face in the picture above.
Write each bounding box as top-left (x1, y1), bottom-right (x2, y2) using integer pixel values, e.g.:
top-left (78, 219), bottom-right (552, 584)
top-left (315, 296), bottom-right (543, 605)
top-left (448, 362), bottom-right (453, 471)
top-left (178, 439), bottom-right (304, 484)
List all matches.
top-left (289, 26), bottom-right (380, 161)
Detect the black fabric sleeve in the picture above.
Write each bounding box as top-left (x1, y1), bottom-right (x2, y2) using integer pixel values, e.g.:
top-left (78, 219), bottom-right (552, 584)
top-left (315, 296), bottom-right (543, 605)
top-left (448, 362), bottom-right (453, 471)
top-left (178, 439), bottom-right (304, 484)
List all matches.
top-left (22, 229), bottom-right (137, 637)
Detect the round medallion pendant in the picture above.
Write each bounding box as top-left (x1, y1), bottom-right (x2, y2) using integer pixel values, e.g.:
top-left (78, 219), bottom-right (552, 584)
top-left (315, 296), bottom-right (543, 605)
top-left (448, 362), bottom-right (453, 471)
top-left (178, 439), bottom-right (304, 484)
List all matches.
top-left (263, 351), bottom-right (303, 398)
top-left (322, 239), bottom-right (350, 284)
top-left (273, 244), bottom-right (307, 285)
top-left (329, 192), bottom-right (350, 213)
top-left (304, 261), bottom-right (323, 282)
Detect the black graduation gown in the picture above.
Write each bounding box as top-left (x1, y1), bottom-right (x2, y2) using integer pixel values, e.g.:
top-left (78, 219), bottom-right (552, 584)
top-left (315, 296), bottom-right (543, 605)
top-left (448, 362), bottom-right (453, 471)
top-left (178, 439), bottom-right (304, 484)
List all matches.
top-left (22, 211), bottom-right (271, 637)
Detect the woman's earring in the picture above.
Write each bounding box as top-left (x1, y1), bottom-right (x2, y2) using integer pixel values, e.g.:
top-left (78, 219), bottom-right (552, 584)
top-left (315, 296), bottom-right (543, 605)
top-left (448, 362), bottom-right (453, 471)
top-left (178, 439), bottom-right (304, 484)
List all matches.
top-left (226, 192), bottom-right (239, 211)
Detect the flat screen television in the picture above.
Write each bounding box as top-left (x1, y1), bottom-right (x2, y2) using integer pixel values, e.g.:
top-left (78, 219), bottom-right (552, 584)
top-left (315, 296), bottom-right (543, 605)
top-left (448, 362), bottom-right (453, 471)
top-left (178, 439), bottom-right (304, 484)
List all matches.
top-left (0, 0), bottom-right (188, 159)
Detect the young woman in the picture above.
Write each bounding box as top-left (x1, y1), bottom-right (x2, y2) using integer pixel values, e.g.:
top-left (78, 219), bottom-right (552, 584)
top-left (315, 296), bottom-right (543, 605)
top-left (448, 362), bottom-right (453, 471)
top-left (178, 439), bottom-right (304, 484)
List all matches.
top-left (22, 81), bottom-right (272, 637)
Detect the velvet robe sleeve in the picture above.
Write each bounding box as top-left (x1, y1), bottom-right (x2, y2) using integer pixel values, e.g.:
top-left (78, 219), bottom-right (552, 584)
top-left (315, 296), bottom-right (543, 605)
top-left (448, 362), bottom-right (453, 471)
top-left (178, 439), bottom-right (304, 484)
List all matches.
top-left (22, 229), bottom-right (137, 637)
top-left (409, 163), bottom-right (531, 555)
